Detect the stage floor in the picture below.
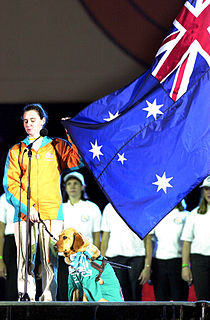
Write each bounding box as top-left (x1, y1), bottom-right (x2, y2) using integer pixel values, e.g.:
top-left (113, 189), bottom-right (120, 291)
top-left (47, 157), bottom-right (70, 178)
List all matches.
top-left (0, 301), bottom-right (210, 320)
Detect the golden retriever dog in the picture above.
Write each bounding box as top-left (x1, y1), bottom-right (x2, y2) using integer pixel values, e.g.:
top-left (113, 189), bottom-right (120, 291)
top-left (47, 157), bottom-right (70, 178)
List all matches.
top-left (54, 228), bottom-right (123, 302)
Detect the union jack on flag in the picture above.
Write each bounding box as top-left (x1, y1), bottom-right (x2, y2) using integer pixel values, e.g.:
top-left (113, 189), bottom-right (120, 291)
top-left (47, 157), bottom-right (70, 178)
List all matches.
top-left (152, 0), bottom-right (210, 101)
top-left (62, 0), bottom-right (210, 238)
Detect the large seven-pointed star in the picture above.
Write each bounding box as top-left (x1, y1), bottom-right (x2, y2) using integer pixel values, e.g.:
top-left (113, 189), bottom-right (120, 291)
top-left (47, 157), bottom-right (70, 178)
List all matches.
top-left (142, 99), bottom-right (163, 120)
top-left (152, 172), bottom-right (173, 193)
top-left (89, 140), bottom-right (103, 161)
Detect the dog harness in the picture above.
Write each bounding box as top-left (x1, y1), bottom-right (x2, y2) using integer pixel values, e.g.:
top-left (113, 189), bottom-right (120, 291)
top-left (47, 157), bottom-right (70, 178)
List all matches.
top-left (69, 246), bottom-right (107, 281)
top-left (90, 257), bottom-right (108, 282)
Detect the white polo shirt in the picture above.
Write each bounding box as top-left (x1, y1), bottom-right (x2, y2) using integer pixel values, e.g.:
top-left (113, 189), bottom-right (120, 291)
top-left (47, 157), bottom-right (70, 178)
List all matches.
top-left (181, 205), bottom-right (210, 256)
top-left (101, 203), bottom-right (145, 257)
top-left (150, 208), bottom-right (188, 259)
top-left (62, 200), bottom-right (101, 242)
top-left (0, 193), bottom-right (15, 235)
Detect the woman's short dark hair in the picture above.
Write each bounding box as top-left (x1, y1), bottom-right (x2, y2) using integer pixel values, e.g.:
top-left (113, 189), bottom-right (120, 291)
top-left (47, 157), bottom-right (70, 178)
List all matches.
top-left (22, 103), bottom-right (48, 125)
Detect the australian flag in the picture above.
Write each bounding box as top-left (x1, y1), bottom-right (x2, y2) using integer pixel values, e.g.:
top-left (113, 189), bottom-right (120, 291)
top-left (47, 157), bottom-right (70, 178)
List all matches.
top-left (62, 0), bottom-right (210, 239)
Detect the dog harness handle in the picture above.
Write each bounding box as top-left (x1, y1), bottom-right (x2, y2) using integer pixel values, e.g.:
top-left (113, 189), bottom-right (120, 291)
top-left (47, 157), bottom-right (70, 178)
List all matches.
top-left (39, 218), bottom-right (58, 241)
top-left (90, 257), bottom-right (108, 282)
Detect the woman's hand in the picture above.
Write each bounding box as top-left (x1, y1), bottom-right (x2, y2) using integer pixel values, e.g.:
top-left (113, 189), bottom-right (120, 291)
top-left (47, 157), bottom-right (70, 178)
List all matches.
top-left (61, 117), bottom-right (71, 121)
top-left (29, 206), bottom-right (40, 223)
top-left (0, 260), bottom-right (7, 279)
top-left (182, 267), bottom-right (193, 286)
top-left (138, 266), bottom-right (151, 285)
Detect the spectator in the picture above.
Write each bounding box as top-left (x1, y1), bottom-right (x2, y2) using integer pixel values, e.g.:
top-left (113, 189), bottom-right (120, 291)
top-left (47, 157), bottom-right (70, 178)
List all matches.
top-left (57, 171), bottom-right (101, 301)
top-left (0, 193), bottom-right (18, 301)
top-left (101, 203), bottom-right (152, 301)
top-left (3, 103), bottom-right (82, 301)
top-left (181, 175), bottom-right (210, 300)
top-left (150, 202), bottom-right (189, 301)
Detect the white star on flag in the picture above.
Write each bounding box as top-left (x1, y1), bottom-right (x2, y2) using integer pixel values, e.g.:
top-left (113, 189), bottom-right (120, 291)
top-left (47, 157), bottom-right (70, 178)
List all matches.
top-left (104, 111), bottom-right (120, 122)
top-left (152, 172), bottom-right (173, 194)
top-left (117, 153), bottom-right (127, 164)
top-left (89, 140), bottom-right (103, 161)
top-left (142, 99), bottom-right (163, 120)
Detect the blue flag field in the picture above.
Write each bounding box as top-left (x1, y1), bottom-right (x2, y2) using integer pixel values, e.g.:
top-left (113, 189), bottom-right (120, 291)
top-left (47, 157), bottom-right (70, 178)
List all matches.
top-left (62, 0), bottom-right (210, 238)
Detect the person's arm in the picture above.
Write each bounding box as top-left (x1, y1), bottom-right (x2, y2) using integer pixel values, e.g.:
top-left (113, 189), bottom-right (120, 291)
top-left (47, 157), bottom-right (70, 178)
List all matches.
top-left (91, 203), bottom-right (102, 250)
top-left (138, 234), bottom-right (153, 285)
top-left (92, 231), bottom-right (101, 249)
top-left (3, 147), bottom-right (37, 221)
top-left (181, 240), bottom-right (193, 285)
top-left (100, 232), bottom-right (110, 257)
top-left (0, 222), bottom-right (7, 279)
top-left (53, 137), bottom-right (83, 171)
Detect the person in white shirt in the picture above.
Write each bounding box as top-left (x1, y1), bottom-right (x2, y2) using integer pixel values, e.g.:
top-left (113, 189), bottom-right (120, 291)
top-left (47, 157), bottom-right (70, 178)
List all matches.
top-left (57, 171), bottom-right (101, 300)
top-left (0, 193), bottom-right (18, 301)
top-left (101, 203), bottom-right (152, 301)
top-left (181, 175), bottom-right (210, 301)
top-left (150, 202), bottom-right (189, 301)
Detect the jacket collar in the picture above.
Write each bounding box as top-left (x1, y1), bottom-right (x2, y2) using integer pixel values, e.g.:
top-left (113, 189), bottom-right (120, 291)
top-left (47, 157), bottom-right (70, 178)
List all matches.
top-left (22, 136), bottom-right (52, 148)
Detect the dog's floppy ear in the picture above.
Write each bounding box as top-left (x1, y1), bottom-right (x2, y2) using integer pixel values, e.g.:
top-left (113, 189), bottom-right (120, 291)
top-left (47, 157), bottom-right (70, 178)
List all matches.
top-left (72, 232), bottom-right (85, 251)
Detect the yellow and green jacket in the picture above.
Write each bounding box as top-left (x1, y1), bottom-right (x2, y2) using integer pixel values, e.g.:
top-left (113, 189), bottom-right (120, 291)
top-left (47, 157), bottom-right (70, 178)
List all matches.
top-left (3, 136), bottom-right (82, 222)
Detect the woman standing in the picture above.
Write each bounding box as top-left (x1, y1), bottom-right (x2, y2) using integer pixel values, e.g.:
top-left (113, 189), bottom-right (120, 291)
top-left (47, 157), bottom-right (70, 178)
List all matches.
top-left (57, 171), bottom-right (101, 301)
top-left (0, 193), bottom-right (18, 301)
top-left (181, 176), bottom-right (210, 300)
top-left (150, 202), bottom-right (189, 301)
top-left (3, 103), bottom-right (82, 301)
top-left (101, 203), bottom-right (152, 301)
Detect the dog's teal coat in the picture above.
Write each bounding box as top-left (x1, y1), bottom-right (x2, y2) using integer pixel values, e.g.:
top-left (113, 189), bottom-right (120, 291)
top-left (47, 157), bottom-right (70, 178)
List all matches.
top-left (68, 254), bottom-right (124, 301)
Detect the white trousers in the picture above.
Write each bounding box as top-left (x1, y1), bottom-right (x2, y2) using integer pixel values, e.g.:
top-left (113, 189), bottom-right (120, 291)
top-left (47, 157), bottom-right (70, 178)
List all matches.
top-left (14, 220), bottom-right (63, 301)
